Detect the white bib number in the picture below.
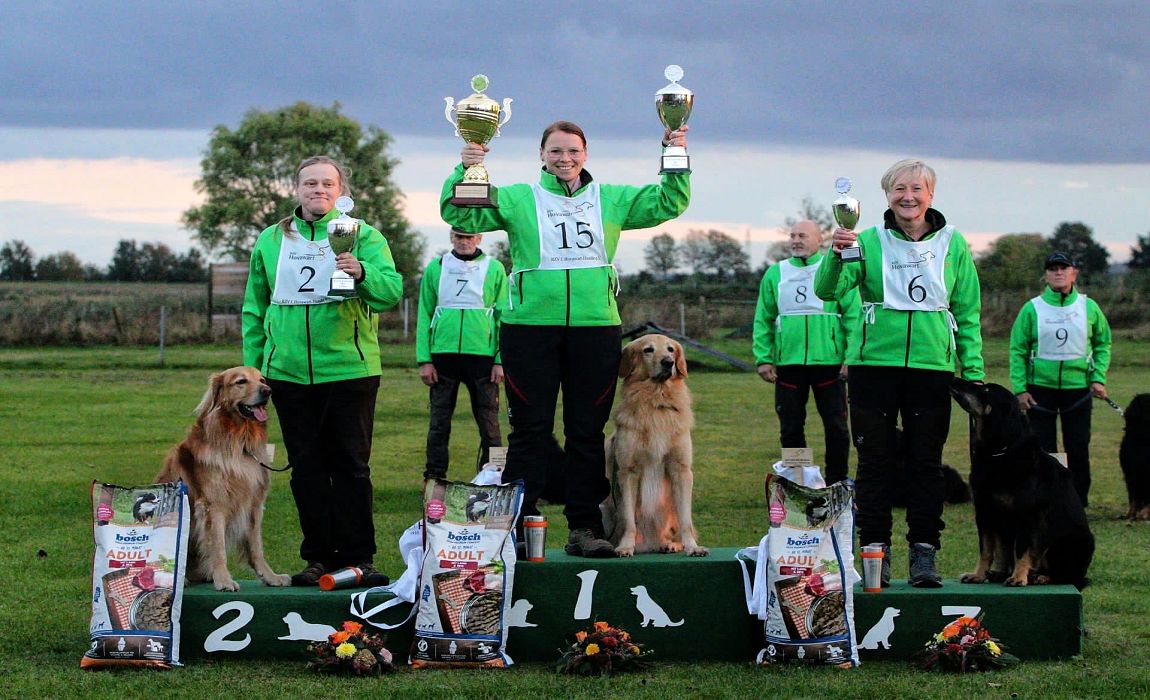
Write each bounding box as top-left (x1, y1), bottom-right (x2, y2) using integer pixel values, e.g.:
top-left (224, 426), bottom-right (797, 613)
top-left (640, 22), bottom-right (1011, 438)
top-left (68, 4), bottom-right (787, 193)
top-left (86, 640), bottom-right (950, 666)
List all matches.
top-left (271, 229), bottom-right (339, 306)
top-left (531, 183), bottom-right (609, 270)
top-left (436, 253), bottom-right (491, 310)
top-left (877, 226), bottom-right (953, 311)
top-left (777, 259), bottom-right (831, 316)
top-left (1033, 295), bottom-right (1088, 360)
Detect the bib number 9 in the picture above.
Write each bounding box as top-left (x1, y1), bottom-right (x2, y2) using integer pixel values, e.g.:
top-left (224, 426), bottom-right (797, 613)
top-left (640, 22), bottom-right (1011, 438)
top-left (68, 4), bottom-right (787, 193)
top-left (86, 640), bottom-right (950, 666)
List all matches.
top-left (1055, 328), bottom-right (1069, 346)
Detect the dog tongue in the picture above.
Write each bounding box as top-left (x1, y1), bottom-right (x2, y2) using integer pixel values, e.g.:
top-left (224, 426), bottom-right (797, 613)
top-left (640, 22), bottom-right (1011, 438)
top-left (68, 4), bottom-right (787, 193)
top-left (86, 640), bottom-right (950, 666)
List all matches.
top-left (253, 405), bottom-right (268, 422)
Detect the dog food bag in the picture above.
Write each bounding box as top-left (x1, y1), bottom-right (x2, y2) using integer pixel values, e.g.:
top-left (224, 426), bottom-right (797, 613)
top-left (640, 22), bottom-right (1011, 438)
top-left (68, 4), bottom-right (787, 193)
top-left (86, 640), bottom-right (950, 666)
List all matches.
top-left (755, 475), bottom-right (859, 668)
top-left (81, 480), bottom-right (190, 670)
top-left (410, 478), bottom-right (523, 668)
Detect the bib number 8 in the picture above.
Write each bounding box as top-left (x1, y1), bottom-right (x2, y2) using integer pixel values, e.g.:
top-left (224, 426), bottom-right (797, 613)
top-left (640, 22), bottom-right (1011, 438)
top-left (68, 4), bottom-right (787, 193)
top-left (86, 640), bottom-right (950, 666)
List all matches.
top-left (795, 285), bottom-right (808, 304)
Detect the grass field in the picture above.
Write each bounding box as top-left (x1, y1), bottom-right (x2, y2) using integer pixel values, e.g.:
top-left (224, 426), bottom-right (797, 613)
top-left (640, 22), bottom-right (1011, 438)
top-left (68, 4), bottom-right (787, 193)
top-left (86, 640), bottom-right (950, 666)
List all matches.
top-left (1, 337), bottom-right (1148, 698)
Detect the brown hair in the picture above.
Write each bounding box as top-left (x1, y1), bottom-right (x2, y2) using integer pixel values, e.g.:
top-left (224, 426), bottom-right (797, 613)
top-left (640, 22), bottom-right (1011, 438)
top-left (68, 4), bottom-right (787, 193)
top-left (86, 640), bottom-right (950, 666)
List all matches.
top-left (539, 121), bottom-right (587, 149)
top-left (277, 155), bottom-right (353, 236)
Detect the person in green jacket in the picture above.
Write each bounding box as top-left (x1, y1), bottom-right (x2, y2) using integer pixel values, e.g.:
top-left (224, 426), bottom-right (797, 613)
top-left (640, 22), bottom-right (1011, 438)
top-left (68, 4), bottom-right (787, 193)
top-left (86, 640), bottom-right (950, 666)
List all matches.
top-left (242, 155), bottom-right (403, 587)
top-left (1010, 251), bottom-right (1112, 506)
top-left (442, 120), bottom-right (690, 557)
top-left (753, 220), bottom-right (859, 484)
top-left (816, 159), bottom-right (984, 588)
top-left (416, 227), bottom-right (508, 479)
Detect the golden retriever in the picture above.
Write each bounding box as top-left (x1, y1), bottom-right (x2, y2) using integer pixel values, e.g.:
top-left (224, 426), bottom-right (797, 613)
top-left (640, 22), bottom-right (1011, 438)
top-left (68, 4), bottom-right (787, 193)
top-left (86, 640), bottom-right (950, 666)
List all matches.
top-left (602, 335), bottom-right (707, 557)
top-left (155, 366), bottom-right (291, 591)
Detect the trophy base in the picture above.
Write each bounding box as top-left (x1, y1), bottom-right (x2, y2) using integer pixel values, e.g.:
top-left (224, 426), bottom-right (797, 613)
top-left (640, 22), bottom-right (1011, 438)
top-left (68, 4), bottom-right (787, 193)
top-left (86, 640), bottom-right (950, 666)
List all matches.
top-left (329, 272), bottom-right (357, 298)
top-left (840, 245), bottom-right (865, 263)
top-left (451, 182), bottom-right (499, 208)
top-left (660, 150), bottom-right (691, 174)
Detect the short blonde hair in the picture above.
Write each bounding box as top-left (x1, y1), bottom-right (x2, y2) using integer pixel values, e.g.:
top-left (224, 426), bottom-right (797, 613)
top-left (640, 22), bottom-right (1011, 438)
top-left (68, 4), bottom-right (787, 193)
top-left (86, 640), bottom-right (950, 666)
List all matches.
top-left (881, 159), bottom-right (936, 194)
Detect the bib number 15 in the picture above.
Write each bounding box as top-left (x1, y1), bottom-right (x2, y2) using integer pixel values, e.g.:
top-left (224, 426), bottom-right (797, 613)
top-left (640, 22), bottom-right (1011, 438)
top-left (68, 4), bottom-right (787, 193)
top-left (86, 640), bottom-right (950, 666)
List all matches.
top-left (555, 221), bottom-right (594, 250)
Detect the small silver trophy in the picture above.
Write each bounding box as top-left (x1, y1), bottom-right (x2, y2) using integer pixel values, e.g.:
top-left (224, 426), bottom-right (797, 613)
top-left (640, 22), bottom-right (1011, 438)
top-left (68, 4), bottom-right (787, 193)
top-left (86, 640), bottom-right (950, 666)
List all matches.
top-left (327, 195), bottom-right (360, 297)
top-left (655, 65), bottom-right (693, 173)
top-left (833, 177), bottom-right (863, 262)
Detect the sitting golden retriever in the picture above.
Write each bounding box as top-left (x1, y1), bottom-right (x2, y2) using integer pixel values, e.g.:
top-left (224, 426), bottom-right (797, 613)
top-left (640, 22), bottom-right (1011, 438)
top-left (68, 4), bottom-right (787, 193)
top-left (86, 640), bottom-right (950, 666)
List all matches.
top-left (602, 335), bottom-right (707, 557)
top-left (155, 366), bottom-right (291, 591)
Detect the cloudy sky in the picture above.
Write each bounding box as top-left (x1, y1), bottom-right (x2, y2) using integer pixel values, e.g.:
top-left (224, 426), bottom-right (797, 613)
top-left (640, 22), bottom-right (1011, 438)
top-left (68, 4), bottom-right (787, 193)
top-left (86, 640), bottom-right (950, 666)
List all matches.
top-left (4, 1), bottom-right (1149, 274)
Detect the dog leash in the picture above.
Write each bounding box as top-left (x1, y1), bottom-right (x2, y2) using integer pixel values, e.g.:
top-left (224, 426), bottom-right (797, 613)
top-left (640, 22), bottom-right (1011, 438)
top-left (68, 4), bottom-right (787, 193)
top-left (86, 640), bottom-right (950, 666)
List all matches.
top-left (1099, 396), bottom-right (1125, 416)
top-left (247, 450), bottom-right (292, 472)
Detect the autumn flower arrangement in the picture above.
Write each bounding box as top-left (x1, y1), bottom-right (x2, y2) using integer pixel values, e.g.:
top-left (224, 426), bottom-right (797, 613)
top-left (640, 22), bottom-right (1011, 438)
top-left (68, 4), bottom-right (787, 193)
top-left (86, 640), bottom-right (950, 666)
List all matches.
top-left (556, 620), bottom-right (652, 676)
top-left (306, 620), bottom-right (395, 675)
top-left (914, 614), bottom-right (1018, 673)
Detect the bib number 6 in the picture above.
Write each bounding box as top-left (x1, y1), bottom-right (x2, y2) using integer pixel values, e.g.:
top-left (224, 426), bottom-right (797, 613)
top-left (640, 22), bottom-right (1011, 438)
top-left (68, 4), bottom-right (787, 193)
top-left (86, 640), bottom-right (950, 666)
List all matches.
top-left (907, 275), bottom-right (927, 303)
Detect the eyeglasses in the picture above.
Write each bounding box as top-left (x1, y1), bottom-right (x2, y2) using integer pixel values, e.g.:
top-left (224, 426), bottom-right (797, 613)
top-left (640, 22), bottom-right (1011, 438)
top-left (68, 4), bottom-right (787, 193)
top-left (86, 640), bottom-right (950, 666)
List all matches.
top-left (544, 148), bottom-right (585, 158)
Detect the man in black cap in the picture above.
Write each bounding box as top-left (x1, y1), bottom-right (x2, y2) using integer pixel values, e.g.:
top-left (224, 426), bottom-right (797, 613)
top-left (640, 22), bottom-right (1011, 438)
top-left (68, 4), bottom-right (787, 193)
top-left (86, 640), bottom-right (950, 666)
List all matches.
top-left (1009, 251), bottom-right (1112, 506)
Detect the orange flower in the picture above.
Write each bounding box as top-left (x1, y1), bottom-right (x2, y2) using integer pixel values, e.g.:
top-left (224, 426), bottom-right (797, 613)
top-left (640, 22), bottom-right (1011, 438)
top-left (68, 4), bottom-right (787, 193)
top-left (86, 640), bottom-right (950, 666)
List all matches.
top-left (342, 621), bottom-right (363, 635)
top-left (331, 631), bottom-right (351, 645)
top-left (594, 621), bottom-right (610, 632)
top-left (576, 631), bottom-right (587, 642)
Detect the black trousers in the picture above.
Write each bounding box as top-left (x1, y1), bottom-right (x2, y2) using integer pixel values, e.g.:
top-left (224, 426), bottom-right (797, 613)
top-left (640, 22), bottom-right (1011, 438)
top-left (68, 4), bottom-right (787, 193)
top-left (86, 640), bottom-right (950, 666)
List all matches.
top-left (775, 364), bottom-right (851, 484)
top-left (848, 366), bottom-right (952, 549)
top-left (500, 324), bottom-right (621, 532)
top-left (268, 376), bottom-right (380, 569)
top-left (425, 353), bottom-right (502, 479)
top-left (1027, 385), bottom-right (1093, 506)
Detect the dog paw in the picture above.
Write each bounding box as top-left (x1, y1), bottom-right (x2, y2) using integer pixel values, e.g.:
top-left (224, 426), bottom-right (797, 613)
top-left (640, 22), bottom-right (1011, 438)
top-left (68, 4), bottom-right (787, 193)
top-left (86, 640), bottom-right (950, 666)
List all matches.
top-left (614, 546), bottom-right (635, 557)
top-left (264, 573), bottom-right (292, 587)
top-left (214, 577), bottom-right (240, 592)
top-left (660, 542), bottom-right (683, 554)
top-left (685, 546), bottom-right (709, 557)
top-left (1004, 576), bottom-right (1028, 587)
top-left (959, 573), bottom-right (985, 584)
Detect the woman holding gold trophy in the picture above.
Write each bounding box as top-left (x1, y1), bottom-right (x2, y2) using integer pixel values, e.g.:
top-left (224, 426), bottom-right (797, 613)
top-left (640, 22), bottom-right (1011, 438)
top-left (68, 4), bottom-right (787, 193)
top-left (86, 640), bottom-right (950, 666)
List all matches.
top-left (242, 155), bottom-right (403, 586)
top-left (440, 71), bottom-right (692, 558)
top-left (814, 159), bottom-right (984, 588)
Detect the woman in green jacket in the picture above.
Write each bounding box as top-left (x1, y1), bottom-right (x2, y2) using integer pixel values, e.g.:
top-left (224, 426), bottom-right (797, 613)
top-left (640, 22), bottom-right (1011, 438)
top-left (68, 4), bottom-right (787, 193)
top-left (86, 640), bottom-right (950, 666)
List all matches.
top-left (441, 121), bottom-right (690, 557)
top-left (816, 159), bottom-right (984, 588)
top-left (242, 155), bottom-right (403, 586)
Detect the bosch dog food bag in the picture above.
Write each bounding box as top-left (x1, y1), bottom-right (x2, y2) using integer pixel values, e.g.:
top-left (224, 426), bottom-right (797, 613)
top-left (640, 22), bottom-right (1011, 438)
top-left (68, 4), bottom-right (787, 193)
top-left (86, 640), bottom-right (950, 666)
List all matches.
top-left (755, 475), bottom-right (859, 667)
top-left (82, 480), bottom-right (190, 669)
top-left (410, 478), bottom-right (523, 668)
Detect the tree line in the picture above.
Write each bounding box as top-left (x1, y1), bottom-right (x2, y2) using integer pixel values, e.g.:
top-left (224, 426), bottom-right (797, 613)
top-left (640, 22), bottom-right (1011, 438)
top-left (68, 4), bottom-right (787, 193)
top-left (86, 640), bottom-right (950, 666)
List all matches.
top-left (0, 239), bottom-right (208, 282)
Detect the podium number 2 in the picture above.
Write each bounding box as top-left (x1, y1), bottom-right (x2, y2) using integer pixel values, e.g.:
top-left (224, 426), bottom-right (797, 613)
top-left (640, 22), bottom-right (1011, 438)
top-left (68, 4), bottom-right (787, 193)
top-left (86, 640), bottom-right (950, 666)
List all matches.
top-left (204, 601), bottom-right (254, 652)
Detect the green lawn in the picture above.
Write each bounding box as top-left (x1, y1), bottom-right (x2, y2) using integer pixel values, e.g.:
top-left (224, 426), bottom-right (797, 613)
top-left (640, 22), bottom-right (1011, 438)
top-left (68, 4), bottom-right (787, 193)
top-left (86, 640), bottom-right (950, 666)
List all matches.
top-left (1, 337), bottom-right (1148, 698)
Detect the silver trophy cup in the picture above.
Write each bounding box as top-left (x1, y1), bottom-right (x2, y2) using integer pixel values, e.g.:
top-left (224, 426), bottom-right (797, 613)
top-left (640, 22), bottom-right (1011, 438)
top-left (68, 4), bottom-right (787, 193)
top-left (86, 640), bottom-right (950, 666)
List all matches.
top-left (655, 65), bottom-right (693, 173)
top-left (327, 196), bottom-right (360, 297)
top-left (833, 177), bottom-right (863, 262)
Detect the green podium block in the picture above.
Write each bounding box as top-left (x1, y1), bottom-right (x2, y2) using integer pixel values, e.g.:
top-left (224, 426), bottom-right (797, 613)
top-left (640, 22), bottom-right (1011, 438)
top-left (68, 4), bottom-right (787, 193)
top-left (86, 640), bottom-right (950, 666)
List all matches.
top-left (180, 547), bottom-right (1082, 663)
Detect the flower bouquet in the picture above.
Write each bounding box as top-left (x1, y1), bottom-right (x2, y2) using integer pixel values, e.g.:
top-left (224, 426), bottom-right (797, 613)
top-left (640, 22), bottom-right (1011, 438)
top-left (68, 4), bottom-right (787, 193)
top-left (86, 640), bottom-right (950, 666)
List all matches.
top-left (914, 614), bottom-right (1019, 673)
top-left (556, 621), bottom-right (652, 677)
top-left (306, 620), bottom-right (395, 675)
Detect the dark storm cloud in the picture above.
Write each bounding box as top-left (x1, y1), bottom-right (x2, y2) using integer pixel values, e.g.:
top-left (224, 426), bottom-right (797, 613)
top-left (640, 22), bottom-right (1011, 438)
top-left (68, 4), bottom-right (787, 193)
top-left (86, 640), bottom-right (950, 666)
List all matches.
top-left (4, 1), bottom-right (1148, 163)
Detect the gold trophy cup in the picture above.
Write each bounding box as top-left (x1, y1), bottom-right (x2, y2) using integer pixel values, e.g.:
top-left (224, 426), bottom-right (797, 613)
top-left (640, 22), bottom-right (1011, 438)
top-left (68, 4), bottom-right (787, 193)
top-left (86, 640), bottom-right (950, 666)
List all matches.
top-left (655, 65), bottom-right (694, 173)
top-left (833, 177), bottom-right (863, 263)
top-left (327, 195), bottom-right (360, 297)
top-left (445, 74), bottom-right (512, 207)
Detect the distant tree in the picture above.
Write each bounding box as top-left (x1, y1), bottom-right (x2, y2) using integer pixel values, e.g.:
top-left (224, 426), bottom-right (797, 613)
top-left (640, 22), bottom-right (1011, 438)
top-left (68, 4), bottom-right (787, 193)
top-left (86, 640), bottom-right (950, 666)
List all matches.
top-left (83, 264), bottom-right (105, 281)
top-left (976, 233), bottom-right (1049, 292)
top-left (1048, 221), bottom-right (1109, 283)
top-left (704, 230), bottom-right (750, 280)
top-left (765, 239), bottom-right (792, 265)
top-left (489, 240), bottom-right (513, 273)
top-left (679, 230), bottom-right (710, 278)
top-left (183, 101), bottom-right (425, 276)
top-left (784, 195), bottom-right (836, 243)
top-left (35, 251), bottom-right (85, 281)
top-left (107, 240), bottom-right (143, 281)
top-left (0, 240), bottom-right (36, 280)
top-left (1129, 233), bottom-right (1150, 270)
top-left (644, 233), bottom-right (679, 279)
top-left (170, 248), bottom-right (208, 282)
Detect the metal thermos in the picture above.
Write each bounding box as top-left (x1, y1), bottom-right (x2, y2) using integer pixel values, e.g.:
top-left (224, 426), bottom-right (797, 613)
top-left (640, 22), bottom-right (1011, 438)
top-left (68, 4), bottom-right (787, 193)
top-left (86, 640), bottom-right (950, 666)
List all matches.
top-left (319, 566), bottom-right (363, 591)
top-left (524, 516), bottom-right (547, 562)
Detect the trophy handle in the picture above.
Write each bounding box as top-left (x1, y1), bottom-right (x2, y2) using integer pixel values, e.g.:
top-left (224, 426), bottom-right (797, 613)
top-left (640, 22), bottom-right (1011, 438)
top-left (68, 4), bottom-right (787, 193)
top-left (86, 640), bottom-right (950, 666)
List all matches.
top-left (443, 97), bottom-right (460, 137)
top-left (496, 98), bottom-right (513, 136)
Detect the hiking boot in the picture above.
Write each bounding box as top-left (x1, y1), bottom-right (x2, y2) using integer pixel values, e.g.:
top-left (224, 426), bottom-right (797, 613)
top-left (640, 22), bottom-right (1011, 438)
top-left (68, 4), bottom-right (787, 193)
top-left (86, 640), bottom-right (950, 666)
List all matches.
top-left (868, 542), bottom-right (892, 588)
top-left (565, 528), bottom-right (616, 558)
top-left (909, 542), bottom-right (943, 588)
top-left (291, 561), bottom-right (328, 587)
top-left (356, 563), bottom-right (390, 588)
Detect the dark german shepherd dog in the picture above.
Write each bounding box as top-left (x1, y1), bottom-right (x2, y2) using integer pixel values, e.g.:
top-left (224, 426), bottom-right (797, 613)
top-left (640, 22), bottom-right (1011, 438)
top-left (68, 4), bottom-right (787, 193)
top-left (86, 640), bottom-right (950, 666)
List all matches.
top-left (950, 379), bottom-right (1094, 590)
top-left (1120, 394), bottom-right (1150, 520)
